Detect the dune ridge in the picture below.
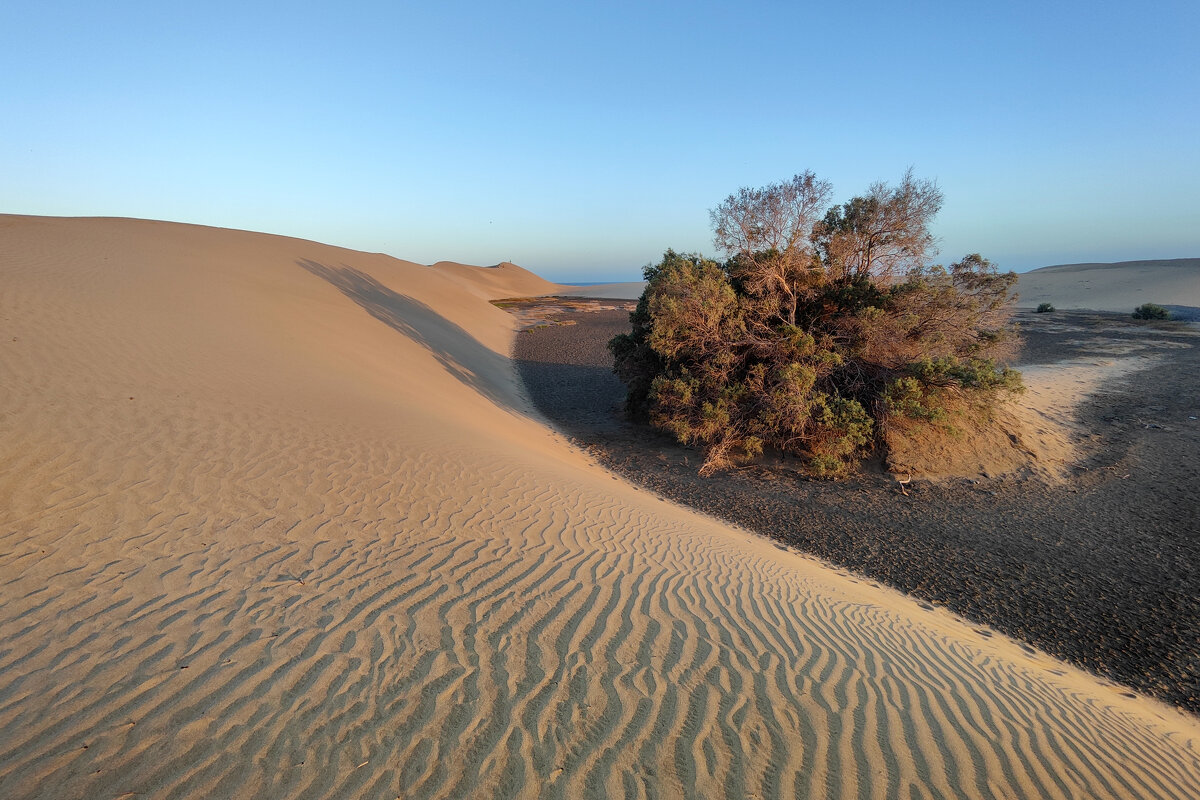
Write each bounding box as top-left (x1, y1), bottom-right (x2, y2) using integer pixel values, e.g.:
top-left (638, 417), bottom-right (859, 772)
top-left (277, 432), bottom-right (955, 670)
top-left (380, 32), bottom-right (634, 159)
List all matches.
top-left (1030, 257), bottom-right (1200, 273)
top-left (1, 215), bottom-right (1198, 799)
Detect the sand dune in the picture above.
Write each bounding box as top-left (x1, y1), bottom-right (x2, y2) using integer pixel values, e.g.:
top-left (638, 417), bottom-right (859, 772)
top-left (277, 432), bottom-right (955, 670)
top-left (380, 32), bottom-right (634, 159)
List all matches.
top-left (1015, 258), bottom-right (1200, 317)
top-left (1, 215), bottom-right (1198, 799)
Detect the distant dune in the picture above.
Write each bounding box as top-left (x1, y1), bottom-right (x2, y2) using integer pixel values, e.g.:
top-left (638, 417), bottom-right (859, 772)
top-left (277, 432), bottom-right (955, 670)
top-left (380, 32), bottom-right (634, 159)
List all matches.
top-left (2, 215), bottom-right (1198, 799)
top-left (1016, 258), bottom-right (1200, 318)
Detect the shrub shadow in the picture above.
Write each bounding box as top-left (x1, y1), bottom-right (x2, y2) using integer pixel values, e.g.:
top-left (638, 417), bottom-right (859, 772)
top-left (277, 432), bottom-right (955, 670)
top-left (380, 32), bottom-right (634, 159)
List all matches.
top-left (513, 360), bottom-right (628, 437)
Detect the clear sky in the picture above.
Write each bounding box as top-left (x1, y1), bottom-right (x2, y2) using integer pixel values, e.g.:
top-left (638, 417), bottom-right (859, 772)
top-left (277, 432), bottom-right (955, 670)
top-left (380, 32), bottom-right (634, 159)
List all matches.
top-left (4, 1), bottom-right (1197, 281)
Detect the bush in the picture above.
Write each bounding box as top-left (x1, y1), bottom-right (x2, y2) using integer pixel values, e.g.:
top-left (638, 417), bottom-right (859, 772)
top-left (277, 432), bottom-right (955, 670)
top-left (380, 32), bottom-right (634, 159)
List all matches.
top-left (610, 172), bottom-right (1023, 478)
top-left (1132, 303), bottom-right (1170, 320)
top-left (1037, 303), bottom-right (1055, 313)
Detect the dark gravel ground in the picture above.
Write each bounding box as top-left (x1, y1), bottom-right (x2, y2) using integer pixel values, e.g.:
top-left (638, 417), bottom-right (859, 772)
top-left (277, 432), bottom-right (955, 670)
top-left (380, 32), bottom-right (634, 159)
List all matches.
top-left (513, 306), bottom-right (1200, 715)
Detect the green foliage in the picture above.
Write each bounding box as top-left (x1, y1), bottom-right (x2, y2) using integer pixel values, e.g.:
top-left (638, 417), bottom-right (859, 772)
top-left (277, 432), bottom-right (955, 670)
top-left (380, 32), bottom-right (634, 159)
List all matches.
top-left (1131, 303), bottom-right (1170, 320)
top-left (806, 395), bottom-right (874, 478)
top-left (883, 377), bottom-right (948, 422)
top-left (610, 173), bottom-right (1024, 478)
top-left (1036, 302), bottom-right (1055, 313)
top-left (911, 357), bottom-right (1024, 393)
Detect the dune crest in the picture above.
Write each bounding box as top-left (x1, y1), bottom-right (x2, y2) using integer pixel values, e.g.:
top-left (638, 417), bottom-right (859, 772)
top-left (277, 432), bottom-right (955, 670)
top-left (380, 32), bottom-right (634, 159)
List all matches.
top-left (1, 215), bottom-right (1198, 799)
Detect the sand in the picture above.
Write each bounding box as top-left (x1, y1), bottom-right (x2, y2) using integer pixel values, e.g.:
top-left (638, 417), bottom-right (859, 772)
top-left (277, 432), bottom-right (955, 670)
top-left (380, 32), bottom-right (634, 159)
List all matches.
top-left (1, 215), bottom-right (1198, 799)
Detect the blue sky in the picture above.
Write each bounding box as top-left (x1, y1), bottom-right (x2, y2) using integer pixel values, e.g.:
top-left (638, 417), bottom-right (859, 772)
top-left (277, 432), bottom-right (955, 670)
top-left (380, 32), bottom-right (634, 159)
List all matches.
top-left (4, 1), bottom-right (1197, 281)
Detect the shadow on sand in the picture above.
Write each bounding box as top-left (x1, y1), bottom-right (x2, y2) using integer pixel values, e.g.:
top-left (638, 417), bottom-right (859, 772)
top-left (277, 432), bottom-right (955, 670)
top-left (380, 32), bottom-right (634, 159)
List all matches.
top-left (297, 258), bottom-right (526, 417)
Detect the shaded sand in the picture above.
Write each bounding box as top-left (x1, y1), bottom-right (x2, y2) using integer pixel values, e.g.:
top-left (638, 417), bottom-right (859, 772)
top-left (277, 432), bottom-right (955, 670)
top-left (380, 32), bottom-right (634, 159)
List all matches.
top-left (1, 216), bottom-right (1199, 800)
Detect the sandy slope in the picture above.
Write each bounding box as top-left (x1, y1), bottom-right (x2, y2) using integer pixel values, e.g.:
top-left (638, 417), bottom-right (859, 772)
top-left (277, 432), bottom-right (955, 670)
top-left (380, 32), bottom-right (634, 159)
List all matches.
top-left (1, 216), bottom-right (1198, 800)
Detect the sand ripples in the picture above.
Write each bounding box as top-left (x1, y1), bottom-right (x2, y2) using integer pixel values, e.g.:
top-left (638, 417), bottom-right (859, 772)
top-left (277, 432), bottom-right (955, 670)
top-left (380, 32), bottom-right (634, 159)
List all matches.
top-left (4, 445), bottom-right (1198, 799)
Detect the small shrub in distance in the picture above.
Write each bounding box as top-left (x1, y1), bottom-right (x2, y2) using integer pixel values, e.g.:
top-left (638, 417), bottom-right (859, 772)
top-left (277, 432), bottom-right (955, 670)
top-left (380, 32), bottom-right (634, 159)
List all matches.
top-left (1036, 302), bottom-right (1055, 313)
top-left (1131, 303), bottom-right (1170, 320)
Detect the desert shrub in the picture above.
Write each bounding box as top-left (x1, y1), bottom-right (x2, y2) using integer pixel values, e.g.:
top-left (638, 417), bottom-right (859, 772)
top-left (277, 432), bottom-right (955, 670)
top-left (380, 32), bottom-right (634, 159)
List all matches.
top-left (1132, 303), bottom-right (1170, 320)
top-left (1037, 302), bottom-right (1055, 313)
top-left (610, 171), bottom-right (1023, 478)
